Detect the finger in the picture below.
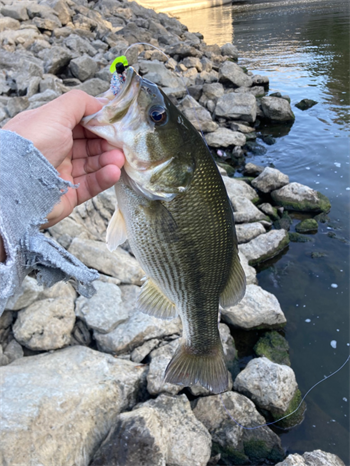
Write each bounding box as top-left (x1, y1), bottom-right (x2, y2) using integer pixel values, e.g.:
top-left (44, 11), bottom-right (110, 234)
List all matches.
top-left (74, 165), bottom-right (122, 205)
top-left (71, 149), bottom-right (124, 178)
top-left (72, 137), bottom-right (122, 159)
top-left (72, 124), bottom-right (102, 140)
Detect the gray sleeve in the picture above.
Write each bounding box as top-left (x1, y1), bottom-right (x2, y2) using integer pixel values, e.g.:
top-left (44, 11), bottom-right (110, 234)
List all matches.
top-left (0, 129), bottom-right (98, 314)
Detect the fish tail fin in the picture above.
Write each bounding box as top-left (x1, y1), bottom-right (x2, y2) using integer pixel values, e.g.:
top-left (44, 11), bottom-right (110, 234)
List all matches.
top-left (164, 341), bottom-right (228, 394)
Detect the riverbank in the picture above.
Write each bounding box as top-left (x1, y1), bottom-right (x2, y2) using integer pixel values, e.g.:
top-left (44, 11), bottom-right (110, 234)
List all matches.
top-left (0, 0), bottom-right (346, 465)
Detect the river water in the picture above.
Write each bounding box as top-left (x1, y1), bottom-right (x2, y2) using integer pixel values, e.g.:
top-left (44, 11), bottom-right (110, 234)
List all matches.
top-left (178, 0), bottom-right (350, 462)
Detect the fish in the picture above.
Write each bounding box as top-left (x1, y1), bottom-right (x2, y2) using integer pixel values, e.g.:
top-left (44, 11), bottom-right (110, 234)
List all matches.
top-left (82, 66), bottom-right (246, 394)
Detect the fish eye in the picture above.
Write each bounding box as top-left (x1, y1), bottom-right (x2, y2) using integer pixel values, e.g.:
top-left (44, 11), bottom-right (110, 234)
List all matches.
top-left (149, 106), bottom-right (167, 125)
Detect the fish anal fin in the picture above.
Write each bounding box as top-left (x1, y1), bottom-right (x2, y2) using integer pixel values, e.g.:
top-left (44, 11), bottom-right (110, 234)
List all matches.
top-left (138, 279), bottom-right (177, 320)
top-left (164, 341), bottom-right (229, 394)
top-left (106, 205), bottom-right (127, 251)
top-left (220, 253), bottom-right (246, 308)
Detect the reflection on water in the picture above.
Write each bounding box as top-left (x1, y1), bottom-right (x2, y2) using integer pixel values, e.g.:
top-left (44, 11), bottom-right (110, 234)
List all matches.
top-left (178, 0), bottom-right (350, 463)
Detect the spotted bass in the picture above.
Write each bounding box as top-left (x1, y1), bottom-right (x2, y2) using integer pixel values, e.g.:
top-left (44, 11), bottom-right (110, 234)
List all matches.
top-left (82, 67), bottom-right (246, 393)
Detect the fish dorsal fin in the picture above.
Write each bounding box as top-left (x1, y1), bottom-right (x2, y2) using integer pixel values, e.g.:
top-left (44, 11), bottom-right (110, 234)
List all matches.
top-left (106, 204), bottom-right (128, 251)
top-left (219, 253), bottom-right (246, 308)
top-left (138, 278), bottom-right (177, 320)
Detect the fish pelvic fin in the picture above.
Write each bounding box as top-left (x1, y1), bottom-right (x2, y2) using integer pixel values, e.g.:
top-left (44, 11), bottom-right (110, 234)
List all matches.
top-left (138, 278), bottom-right (177, 320)
top-left (219, 252), bottom-right (246, 308)
top-left (106, 203), bottom-right (128, 251)
top-left (164, 341), bottom-right (229, 394)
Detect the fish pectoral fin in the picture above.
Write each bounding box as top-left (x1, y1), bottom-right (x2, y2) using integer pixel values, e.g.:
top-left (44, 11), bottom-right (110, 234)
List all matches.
top-left (219, 253), bottom-right (246, 308)
top-left (106, 204), bottom-right (128, 251)
top-left (138, 278), bottom-right (177, 320)
top-left (164, 341), bottom-right (229, 394)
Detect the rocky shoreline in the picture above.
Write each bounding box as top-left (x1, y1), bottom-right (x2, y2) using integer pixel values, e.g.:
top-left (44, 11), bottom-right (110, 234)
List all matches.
top-left (0, 0), bottom-right (344, 465)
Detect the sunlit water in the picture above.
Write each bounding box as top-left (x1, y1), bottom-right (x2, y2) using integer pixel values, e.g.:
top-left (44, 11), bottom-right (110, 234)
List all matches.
top-left (178, 0), bottom-right (350, 462)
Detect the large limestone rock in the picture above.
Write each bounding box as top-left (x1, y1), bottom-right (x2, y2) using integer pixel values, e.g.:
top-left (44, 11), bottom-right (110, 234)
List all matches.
top-left (221, 284), bottom-right (286, 329)
top-left (0, 346), bottom-right (147, 466)
top-left (251, 167), bottom-right (289, 193)
top-left (233, 357), bottom-right (298, 413)
top-left (193, 392), bottom-right (285, 465)
top-left (261, 96), bottom-right (295, 121)
top-left (139, 59), bottom-right (182, 88)
top-left (177, 95), bottom-right (218, 132)
top-left (239, 229), bottom-right (290, 266)
top-left (13, 297), bottom-right (75, 351)
top-left (218, 61), bottom-right (253, 88)
top-left (238, 251), bottom-right (258, 285)
top-left (68, 238), bottom-right (144, 285)
top-left (222, 176), bottom-right (258, 203)
top-left (236, 222), bottom-right (266, 244)
top-left (275, 450), bottom-right (345, 466)
top-left (215, 92), bottom-right (257, 123)
top-left (231, 196), bottom-right (267, 223)
top-left (271, 182), bottom-right (331, 213)
top-left (205, 127), bottom-right (246, 148)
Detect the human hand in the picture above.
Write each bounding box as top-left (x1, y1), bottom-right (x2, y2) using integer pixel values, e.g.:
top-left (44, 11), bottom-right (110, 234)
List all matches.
top-left (3, 90), bottom-right (124, 228)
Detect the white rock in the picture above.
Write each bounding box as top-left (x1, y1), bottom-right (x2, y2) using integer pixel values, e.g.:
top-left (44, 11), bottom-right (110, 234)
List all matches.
top-left (302, 450), bottom-right (345, 466)
top-left (236, 222), bottom-right (266, 244)
top-left (5, 276), bottom-right (42, 311)
top-left (271, 182), bottom-right (331, 213)
top-left (218, 61), bottom-right (253, 88)
top-left (221, 284), bottom-right (286, 329)
top-left (0, 346), bottom-right (147, 466)
top-left (238, 251), bottom-right (257, 285)
top-left (251, 167), bottom-right (289, 193)
top-left (205, 127), bottom-right (246, 148)
top-left (68, 238), bottom-right (144, 285)
top-left (130, 338), bottom-right (160, 363)
top-left (222, 176), bottom-right (258, 202)
top-left (215, 92), bottom-right (257, 123)
top-left (231, 196), bottom-right (267, 223)
top-left (233, 357), bottom-right (298, 412)
top-left (239, 229), bottom-right (289, 266)
top-left (147, 339), bottom-right (182, 396)
top-left (261, 96), bottom-right (295, 121)
top-left (75, 281), bottom-right (128, 334)
top-left (3, 339), bottom-right (23, 364)
top-left (13, 297), bottom-right (75, 351)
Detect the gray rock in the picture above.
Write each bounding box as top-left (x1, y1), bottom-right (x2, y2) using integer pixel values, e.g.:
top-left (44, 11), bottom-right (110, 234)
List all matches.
top-left (222, 176), bottom-right (258, 203)
top-left (182, 56), bottom-right (202, 71)
top-left (141, 394), bottom-right (212, 466)
top-left (40, 45), bottom-right (72, 74)
top-left (75, 281), bottom-right (128, 334)
top-left (68, 238), bottom-right (144, 285)
top-left (215, 92), bottom-right (257, 123)
top-left (139, 60), bottom-right (182, 88)
top-left (235, 85), bottom-right (266, 97)
top-left (230, 121), bottom-right (256, 133)
top-left (6, 97), bottom-right (29, 118)
top-left (177, 95), bottom-right (218, 132)
top-left (147, 339), bottom-right (182, 396)
top-left (32, 16), bottom-right (61, 31)
top-left (234, 357), bottom-right (298, 412)
top-left (239, 229), bottom-right (290, 266)
top-left (221, 284), bottom-right (286, 329)
top-left (64, 34), bottom-right (97, 57)
top-left (221, 43), bottom-right (239, 60)
top-left (1, 5), bottom-right (29, 21)
top-left (198, 69), bottom-right (219, 83)
top-left (69, 54), bottom-right (98, 82)
top-left (130, 338), bottom-right (160, 363)
top-left (302, 450), bottom-right (345, 466)
top-left (259, 202), bottom-right (279, 220)
top-left (5, 276), bottom-right (42, 311)
top-left (165, 42), bottom-right (201, 58)
top-left (0, 17), bottom-right (20, 32)
top-left (236, 222), bottom-right (266, 244)
top-left (231, 196), bottom-right (267, 223)
top-left (28, 89), bottom-right (60, 102)
top-left (3, 339), bottom-right (23, 364)
top-left (75, 78), bottom-right (110, 96)
top-left (271, 182), bottom-right (331, 213)
top-left (47, 0), bottom-right (72, 26)
top-left (239, 251), bottom-right (258, 285)
top-left (13, 297), bottom-right (75, 351)
top-left (0, 346), bottom-right (147, 466)
top-left (244, 162), bottom-right (264, 176)
top-left (202, 82), bottom-right (224, 101)
top-left (218, 61), bottom-right (253, 88)
top-left (0, 345), bottom-right (9, 366)
top-left (252, 167), bottom-right (289, 193)
top-left (193, 391), bottom-right (284, 465)
top-left (261, 96), bottom-right (295, 122)
top-left (252, 74), bottom-right (270, 87)
top-left (205, 127), bottom-right (246, 148)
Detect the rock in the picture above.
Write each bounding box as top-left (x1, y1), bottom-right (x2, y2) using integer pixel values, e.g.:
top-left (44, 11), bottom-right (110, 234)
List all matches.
top-left (1, 5), bottom-right (29, 21)
top-left (64, 34), bottom-right (97, 57)
top-left (0, 346), bottom-right (147, 466)
top-left (218, 61), bottom-right (253, 88)
top-left (295, 99), bottom-right (318, 111)
top-left (221, 43), bottom-right (239, 59)
top-left (0, 346), bottom-right (9, 366)
top-left (271, 182), bottom-right (331, 213)
top-left (139, 60), bottom-right (182, 88)
top-left (251, 167), bottom-right (289, 193)
top-left (6, 97), bottom-right (29, 118)
top-left (239, 229), bottom-right (290, 266)
top-left (289, 232), bottom-right (314, 243)
top-left (261, 96), bottom-right (295, 122)
top-left (46, 0), bottom-right (72, 26)
top-left (221, 284), bottom-right (286, 329)
top-left (187, 84), bottom-right (203, 101)
top-left (75, 281), bottom-right (128, 334)
top-left (0, 17), bottom-right (20, 32)
top-left (147, 339), bottom-right (182, 396)
top-left (13, 297), bottom-right (75, 351)
top-left (259, 202), bottom-right (279, 220)
top-left (230, 121), bottom-right (256, 133)
top-left (140, 394), bottom-right (212, 466)
top-left (295, 218), bottom-right (318, 233)
top-left (252, 74), bottom-right (269, 87)
top-left (233, 357), bottom-right (297, 413)
top-left (245, 140), bottom-right (267, 155)
top-left (75, 78), bottom-right (110, 96)
top-left (28, 89), bottom-right (60, 102)
top-left (236, 222), bottom-right (266, 244)
top-left (3, 339), bottom-right (24, 364)
top-left (5, 276), bottom-right (42, 311)
top-left (0, 312), bottom-right (14, 346)
top-left (202, 82), bottom-right (224, 101)
top-left (182, 56), bottom-right (202, 71)
top-left (239, 251), bottom-right (258, 285)
top-left (72, 319), bottom-right (91, 346)
top-left (244, 162), bottom-right (264, 176)
top-left (68, 238), bottom-right (144, 285)
top-left (231, 196), bottom-right (267, 224)
top-left (254, 331), bottom-right (291, 366)
top-left (205, 127), bottom-right (246, 148)
top-left (130, 338), bottom-right (160, 363)
top-left (32, 17), bottom-right (61, 31)
top-left (41, 45), bottom-right (72, 74)
top-left (193, 392), bottom-right (285, 465)
top-left (181, 105), bottom-right (218, 133)
top-left (274, 211), bottom-right (292, 231)
top-left (69, 54), bottom-right (98, 82)
top-left (215, 92), bottom-right (257, 123)
top-left (165, 42), bottom-right (201, 58)
top-left (276, 451), bottom-right (345, 466)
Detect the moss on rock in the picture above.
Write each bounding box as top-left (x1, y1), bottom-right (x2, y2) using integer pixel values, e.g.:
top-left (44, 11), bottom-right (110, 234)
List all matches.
top-left (254, 331), bottom-right (291, 366)
top-left (271, 388), bottom-right (306, 429)
top-left (295, 218), bottom-right (318, 233)
top-left (289, 232), bottom-right (314, 243)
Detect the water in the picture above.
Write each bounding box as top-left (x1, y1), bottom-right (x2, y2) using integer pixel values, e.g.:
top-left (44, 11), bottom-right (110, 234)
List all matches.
top-left (178, 1), bottom-right (350, 462)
